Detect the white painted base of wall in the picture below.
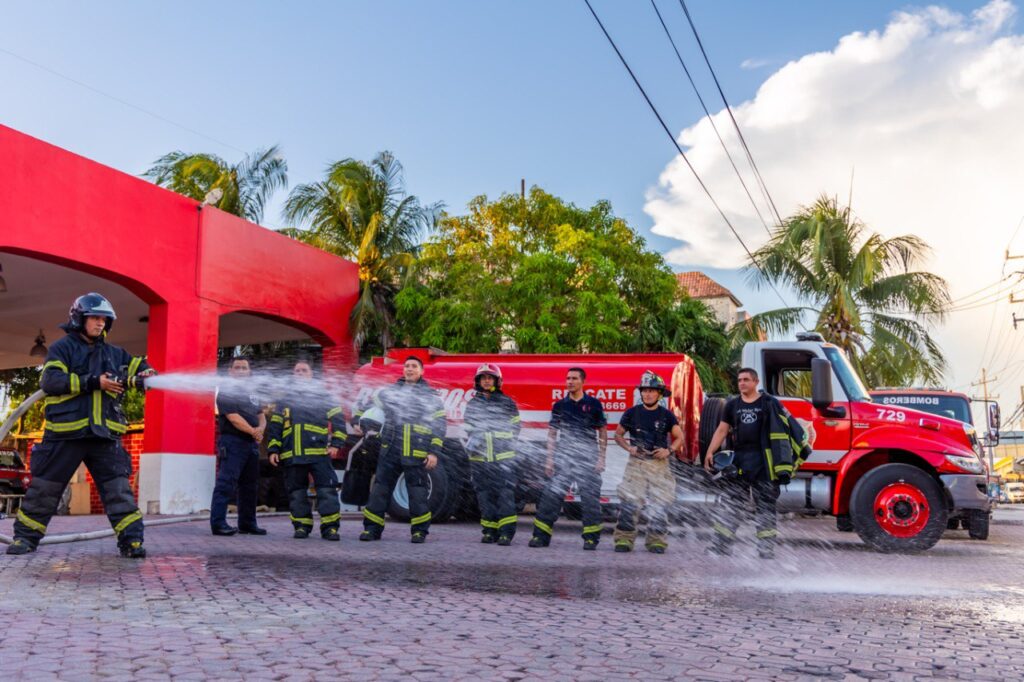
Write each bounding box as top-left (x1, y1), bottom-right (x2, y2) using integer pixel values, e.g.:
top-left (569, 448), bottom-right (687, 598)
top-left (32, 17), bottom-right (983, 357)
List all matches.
top-left (139, 453), bottom-right (215, 515)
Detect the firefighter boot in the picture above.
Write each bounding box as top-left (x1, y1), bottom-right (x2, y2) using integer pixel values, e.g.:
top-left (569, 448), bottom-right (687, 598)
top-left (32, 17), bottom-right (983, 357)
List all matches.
top-left (496, 535), bottom-right (513, 546)
top-left (614, 541), bottom-right (633, 553)
top-left (528, 533), bottom-right (550, 548)
top-left (481, 528), bottom-right (497, 544)
top-left (322, 527), bottom-right (340, 542)
top-left (5, 539), bottom-right (36, 555)
top-left (119, 540), bottom-right (147, 559)
top-left (410, 531), bottom-right (427, 544)
top-left (294, 527), bottom-right (310, 539)
top-left (583, 538), bottom-right (599, 551)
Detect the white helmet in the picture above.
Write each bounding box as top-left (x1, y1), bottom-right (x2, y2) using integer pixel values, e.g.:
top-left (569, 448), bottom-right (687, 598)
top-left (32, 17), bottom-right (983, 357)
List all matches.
top-left (359, 406), bottom-right (386, 435)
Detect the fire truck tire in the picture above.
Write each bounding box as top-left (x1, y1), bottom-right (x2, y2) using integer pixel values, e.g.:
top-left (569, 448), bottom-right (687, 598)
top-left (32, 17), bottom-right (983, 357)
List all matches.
top-left (699, 397), bottom-right (728, 465)
top-left (946, 517), bottom-right (961, 530)
top-left (849, 463), bottom-right (947, 553)
top-left (387, 458), bottom-right (459, 524)
top-left (966, 509), bottom-right (990, 540)
top-left (836, 514), bottom-right (854, 532)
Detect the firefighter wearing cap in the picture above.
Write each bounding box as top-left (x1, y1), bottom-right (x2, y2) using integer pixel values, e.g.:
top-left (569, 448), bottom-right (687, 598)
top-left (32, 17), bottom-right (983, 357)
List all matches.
top-left (358, 356), bottom-right (446, 543)
top-left (464, 363), bottom-right (522, 545)
top-left (612, 371), bottom-right (684, 554)
top-left (267, 359), bottom-right (346, 541)
top-left (7, 293), bottom-right (154, 558)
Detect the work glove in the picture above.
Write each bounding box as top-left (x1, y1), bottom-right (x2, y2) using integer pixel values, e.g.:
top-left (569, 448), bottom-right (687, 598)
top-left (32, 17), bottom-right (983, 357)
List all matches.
top-left (777, 472), bottom-right (791, 486)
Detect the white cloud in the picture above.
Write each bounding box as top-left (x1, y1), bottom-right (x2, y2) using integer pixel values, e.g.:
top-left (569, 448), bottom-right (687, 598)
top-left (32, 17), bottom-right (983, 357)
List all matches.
top-left (740, 58), bottom-right (773, 70)
top-left (646, 0), bottom-right (1024, 401)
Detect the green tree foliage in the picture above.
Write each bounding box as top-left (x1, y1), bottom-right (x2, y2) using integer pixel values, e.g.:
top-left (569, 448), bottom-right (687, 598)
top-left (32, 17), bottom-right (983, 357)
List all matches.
top-left (143, 146), bottom-right (287, 224)
top-left (394, 188), bottom-right (733, 392)
top-left (738, 194), bottom-right (950, 387)
top-left (281, 151), bottom-right (440, 356)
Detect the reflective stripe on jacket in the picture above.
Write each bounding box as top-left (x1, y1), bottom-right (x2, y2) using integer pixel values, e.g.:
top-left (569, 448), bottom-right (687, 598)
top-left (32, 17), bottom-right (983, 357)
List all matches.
top-left (40, 331), bottom-right (151, 441)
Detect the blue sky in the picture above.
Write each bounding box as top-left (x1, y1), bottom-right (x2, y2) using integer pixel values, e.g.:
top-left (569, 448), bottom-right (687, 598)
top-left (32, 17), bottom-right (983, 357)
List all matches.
top-left (0, 0), bottom-right (988, 313)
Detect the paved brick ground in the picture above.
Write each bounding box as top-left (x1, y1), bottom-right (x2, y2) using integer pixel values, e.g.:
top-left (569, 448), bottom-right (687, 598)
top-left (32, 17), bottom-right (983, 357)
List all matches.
top-left (2, 508), bottom-right (1024, 680)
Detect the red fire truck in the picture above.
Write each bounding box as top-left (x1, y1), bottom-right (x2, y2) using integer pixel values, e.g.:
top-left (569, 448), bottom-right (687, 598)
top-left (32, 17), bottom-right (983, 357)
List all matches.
top-left (350, 332), bottom-right (990, 553)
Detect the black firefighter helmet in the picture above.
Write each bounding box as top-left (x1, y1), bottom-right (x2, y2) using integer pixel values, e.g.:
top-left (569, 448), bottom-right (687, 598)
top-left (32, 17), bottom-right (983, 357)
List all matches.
top-left (67, 293), bottom-right (117, 332)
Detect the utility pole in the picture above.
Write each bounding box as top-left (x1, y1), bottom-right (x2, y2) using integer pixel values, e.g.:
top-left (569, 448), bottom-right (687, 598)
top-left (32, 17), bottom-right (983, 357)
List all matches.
top-left (520, 178), bottom-right (525, 200)
top-left (972, 368), bottom-right (999, 471)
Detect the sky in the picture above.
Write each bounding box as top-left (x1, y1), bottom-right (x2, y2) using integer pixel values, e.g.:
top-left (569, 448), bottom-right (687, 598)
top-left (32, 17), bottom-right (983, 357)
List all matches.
top-left (1, 0), bottom-right (1021, 424)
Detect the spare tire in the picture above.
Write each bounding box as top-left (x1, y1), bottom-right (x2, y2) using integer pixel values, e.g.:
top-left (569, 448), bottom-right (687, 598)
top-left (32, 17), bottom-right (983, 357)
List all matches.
top-left (698, 397), bottom-right (729, 465)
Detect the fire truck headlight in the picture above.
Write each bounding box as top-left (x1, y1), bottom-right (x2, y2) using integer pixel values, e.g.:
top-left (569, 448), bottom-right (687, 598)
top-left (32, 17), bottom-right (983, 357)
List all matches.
top-left (944, 454), bottom-right (985, 474)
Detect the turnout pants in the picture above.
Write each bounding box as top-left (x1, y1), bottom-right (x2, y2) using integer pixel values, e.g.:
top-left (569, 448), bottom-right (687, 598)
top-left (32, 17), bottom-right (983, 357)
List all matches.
top-left (13, 438), bottom-right (143, 549)
top-left (471, 459), bottom-right (517, 540)
top-left (211, 434), bottom-right (259, 530)
top-left (613, 456), bottom-right (675, 550)
top-left (362, 448), bottom-right (431, 536)
top-left (533, 450), bottom-right (603, 543)
top-left (285, 458), bottom-right (341, 535)
top-left (711, 477), bottom-right (779, 547)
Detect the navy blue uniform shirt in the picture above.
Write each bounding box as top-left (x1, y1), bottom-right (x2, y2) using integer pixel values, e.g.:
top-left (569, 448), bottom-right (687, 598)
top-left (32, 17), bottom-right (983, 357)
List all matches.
top-left (550, 394), bottom-right (607, 446)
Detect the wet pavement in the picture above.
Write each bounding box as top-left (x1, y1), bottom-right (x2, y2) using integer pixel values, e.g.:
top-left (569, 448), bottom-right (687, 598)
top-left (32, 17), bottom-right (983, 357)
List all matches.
top-left (1, 507), bottom-right (1024, 680)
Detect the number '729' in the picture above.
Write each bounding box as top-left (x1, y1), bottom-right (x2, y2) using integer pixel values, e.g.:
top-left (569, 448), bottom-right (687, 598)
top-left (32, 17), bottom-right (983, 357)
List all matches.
top-left (875, 408), bottom-right (906, 422)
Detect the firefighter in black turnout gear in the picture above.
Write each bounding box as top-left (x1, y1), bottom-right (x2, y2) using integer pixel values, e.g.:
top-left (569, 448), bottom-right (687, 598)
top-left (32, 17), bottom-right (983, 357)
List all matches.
top-left (7, 293), bottom-right (154, 558)
top-left (703, 367), bottom-right (811, 559)
top-left (359, 357), bottom-right (446, 543)
top-left (464, 363), bottom-right (521, 545)
top-left (267, 359), bottom-right (345, 541)
top-left (530, 367), bottom-right (608, 550)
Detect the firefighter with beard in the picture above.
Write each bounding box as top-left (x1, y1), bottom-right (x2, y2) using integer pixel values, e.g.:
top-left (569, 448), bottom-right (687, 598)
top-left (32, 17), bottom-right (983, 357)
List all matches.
top-left (7, 293), bottom-right (153, 558)
top-left (612, 371), bottom-right (684, 554)
top-left (358, 357), bottom-right (446, 544)
top-left (267, 358), bottom-right (346, 541)
top-left (464, 363), bottom-right (521, 545)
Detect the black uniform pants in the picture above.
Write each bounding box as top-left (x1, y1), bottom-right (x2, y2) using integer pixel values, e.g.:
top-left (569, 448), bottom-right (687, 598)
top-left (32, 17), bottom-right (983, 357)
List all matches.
top-left (211, 435), bottom-right (259, 530)
top-left (284, 458), bottom-right (341, 534)
top-left (13, 438), bottom-right (143, 547)
top-left (362, 449), bottom-right (431, 536)
top-left (471, 459), bottom-right (517, 539)
top-left (712, 476), bottom-right (779, 545)
top-left (533, 450), bottom-right (603, 542)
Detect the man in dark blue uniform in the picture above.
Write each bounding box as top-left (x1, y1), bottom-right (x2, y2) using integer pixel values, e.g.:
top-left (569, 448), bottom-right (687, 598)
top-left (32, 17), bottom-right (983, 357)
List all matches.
top-left (529, 367), bottom-right (608, 550)
top-left (210, 356), bottom-right (267, 536)
top-left (7, 293), bottom-right (153, 557)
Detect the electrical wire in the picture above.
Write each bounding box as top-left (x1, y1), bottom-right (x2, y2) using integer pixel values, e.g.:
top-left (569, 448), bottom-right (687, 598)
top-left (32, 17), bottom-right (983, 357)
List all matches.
top-left (677, 0), bottom-right (782, 226)
top-left (582, 0), bottom-right (795, 313)
top-left (649, 0), bottom-right (774, 237)
top-left (0, 46), bottom-right (246, 155)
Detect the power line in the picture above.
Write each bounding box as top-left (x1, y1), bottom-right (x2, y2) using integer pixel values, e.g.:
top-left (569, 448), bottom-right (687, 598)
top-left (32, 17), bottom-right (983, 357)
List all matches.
top-left (0, 46), bottom-right (246, 155)
top-left (648, 0), bottom-right (774, 237)
top-left (582, 0), bottom-right (794, 313)
top-left (677, 0), bottom-right (782, 226)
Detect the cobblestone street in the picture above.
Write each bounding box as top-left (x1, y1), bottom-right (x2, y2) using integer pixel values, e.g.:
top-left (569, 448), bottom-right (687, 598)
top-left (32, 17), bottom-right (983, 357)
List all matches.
top-left (2, 508), bottom-right (1023, 680)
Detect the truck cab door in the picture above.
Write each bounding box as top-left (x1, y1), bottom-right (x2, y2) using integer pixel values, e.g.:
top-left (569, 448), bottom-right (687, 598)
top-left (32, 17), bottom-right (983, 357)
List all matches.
top-left (762, 351), bottom-right (851, 466)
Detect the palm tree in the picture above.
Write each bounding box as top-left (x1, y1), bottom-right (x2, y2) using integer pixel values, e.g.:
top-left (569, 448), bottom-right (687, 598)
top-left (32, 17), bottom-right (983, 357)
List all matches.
top-left (738, 195), bottom-right (951, 387)
top-left (281, 151), bottom-right (440, 354)
top-left (143, 146), bottom-right (287, 224)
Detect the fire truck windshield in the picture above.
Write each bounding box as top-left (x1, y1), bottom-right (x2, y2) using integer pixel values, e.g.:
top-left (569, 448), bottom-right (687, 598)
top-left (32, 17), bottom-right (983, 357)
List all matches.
top-left (823, 346), bottom-right (871, 402)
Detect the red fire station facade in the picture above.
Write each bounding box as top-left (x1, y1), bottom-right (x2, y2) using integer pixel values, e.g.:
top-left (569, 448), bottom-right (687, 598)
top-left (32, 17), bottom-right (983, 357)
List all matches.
top-left (0, 125), bottom-right (359, 513)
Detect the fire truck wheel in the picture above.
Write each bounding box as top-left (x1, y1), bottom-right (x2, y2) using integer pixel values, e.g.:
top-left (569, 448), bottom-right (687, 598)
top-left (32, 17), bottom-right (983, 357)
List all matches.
top-left (387, 458), bottom-right (459, 524)
top-left (966, 509), bottom-right (990, 540)
top-left (698, 397), bottom-right (728, 465)
top-left (835, 514), bottom-right (854, 532)
top-left (946, 517), bottom-right (961, 531)
top-left (849, 463), bottom-right (947, 553)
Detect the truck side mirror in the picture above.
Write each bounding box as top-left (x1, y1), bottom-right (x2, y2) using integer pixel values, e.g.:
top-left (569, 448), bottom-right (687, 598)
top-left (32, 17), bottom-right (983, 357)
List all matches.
top-left (811, 358), bottom-right (834, 410)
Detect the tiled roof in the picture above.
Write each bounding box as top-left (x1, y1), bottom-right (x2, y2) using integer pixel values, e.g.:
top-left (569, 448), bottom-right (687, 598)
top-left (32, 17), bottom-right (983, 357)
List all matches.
top-left (675, 271), bottom-right (742, 307)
